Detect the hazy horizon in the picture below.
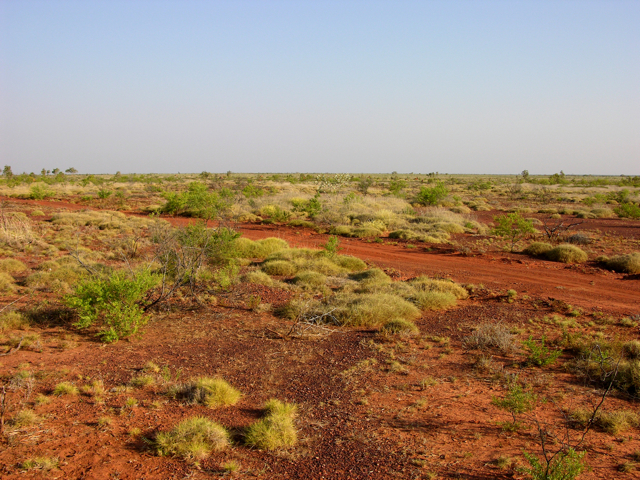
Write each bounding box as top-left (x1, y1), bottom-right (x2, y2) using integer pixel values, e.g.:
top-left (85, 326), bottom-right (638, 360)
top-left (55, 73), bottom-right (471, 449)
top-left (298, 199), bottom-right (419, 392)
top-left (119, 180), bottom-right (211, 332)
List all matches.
top-left (1, 1), bottom-right (638, 175)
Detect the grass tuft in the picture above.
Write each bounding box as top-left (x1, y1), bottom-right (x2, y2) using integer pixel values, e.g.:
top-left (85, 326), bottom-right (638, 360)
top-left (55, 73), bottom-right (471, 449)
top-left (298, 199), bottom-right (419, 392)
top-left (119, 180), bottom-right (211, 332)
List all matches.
top-left (545, 244), bottom-right (588, 263)
top-left (245, 399), bottom-right (298, 450)
top-left (156, 416), bottom-right (230, 460)
top-left (176, 377), bottom-right (242, 408)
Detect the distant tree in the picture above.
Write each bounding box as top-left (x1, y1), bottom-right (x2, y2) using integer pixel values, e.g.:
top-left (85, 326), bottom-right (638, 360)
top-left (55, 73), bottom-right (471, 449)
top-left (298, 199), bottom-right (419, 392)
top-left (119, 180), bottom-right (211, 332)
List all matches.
top-left (2, 165), bottom-right (13, 178)
top-left (65, 167), bottom-right (78, 174)
top-left (521, 170), bottom-right (530, 181)
top-left (357, 176), bottom-right (373, 195)
top-left (492, 213), bottom-right (536, 252)
top-left (41, 168), bottom-right (47, 176)
top-left (52, 168), bottom-right (60, 175)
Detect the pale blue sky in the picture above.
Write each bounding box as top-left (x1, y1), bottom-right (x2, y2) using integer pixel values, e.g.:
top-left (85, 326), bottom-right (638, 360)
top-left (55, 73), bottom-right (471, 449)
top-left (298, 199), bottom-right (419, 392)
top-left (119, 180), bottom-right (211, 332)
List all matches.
top-left (1, 0), bottom-right (638, 174)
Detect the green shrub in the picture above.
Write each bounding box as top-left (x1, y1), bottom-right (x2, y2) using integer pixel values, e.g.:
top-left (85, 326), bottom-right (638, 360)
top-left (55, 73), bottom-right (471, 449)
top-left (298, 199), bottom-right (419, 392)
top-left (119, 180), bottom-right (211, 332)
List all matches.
top-left (261, 260), bottom-right (298, 276)
top-left (545, 244), bottom-right (588, 264)
top-left (380, 318), bottom-right (419, 336)
top-left (615, 203), bottom-right (640, 219)
top-left (522, 448), bottom-right (586, 480)
top-left (492, 213), bottom-right (536, 252)
top-left (245, 399), bottom-right (298, 450)
top-left (156, 416), bottom-right (230, 460)
top-left (416, 183), bottom-right (448, 206)
top-left (65, 269), bottom-right (159, 343)
top-left (523, 242), bottom-right (553, 256)
top-left (522, 336), bottom-right (562, 367)
top-left (0, 258), bottom-right (27, 274)
top-left (176, 377), bottom-right (242, 408)
top-left (604, 252), bottom-right (640, 274)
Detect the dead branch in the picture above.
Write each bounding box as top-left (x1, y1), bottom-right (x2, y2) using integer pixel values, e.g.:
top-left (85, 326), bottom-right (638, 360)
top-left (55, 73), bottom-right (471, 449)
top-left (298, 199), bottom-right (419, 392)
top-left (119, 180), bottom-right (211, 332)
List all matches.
top-left (0, 337), bottom-right (24, 357)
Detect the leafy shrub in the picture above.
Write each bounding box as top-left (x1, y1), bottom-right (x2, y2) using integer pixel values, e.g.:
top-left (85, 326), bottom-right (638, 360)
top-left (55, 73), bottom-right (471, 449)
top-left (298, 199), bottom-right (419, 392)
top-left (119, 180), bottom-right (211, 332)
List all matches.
top-left (65, 269), bottom-right (159, 343)
top-left (615, 203), bottom-right (640, 219)
top-left (522, 448), bottom-right (586, 480)
top-left (545, 245), bottom-right (588, 264)
top-left (604, 252), bottom-right (640, 274)
top-left (245, 399), bottom-right (298, 450)
top-left (523, 242), bottom-right (553, 256)
top-left (522, 336), bottom-right (562, 367)
top-left (161, 182), bottom-right (232, 220)
top-left (492, 213), bottom-right (536, 252)
top-left (175, 377), bottom-right (242, 408)
top-left (416, 182), bottom-right (448, 206)
top-left (380, 318), bottom-right (419, 336)
top-left (156, 417), bottom-right (230, 460)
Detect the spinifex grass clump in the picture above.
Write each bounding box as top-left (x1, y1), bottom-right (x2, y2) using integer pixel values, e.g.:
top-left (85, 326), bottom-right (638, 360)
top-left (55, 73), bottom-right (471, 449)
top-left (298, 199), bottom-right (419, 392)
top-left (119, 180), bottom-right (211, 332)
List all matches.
top-left (545, 244), bottom-right (588, 264)
top-left (235, 237), bottom-right (289, 259)
top-left (523, 242), bottom-right (553, 257)
top-left (245, 399), bottom-right (298, 450)
top-left (175, 377), bottom-right (242, 408)
top-left (156, 417), bottom-right (230, 460)
top-left (603, 252), bottom-right (640, 274)
top-left (380, 318), bottom-right (419, 336)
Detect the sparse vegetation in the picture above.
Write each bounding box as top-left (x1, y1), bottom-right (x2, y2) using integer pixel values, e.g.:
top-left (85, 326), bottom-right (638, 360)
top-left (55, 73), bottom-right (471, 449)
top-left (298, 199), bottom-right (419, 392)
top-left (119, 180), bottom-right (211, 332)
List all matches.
top-left (245, 399), bottom-right (298, 450)
top-left (156, 416), bottom-right (230, 460)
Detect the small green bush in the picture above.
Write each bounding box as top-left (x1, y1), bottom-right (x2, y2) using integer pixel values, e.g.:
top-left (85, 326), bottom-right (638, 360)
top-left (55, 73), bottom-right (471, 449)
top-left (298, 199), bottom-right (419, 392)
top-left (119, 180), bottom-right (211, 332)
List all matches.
top-left (523, 448), bottom-right (586, 480)
top-left (523, 242), bottom-right (553, 256)
top-left (604, 252), bottom-right (640, 274)
top-left (545, 244), bottom-right (588, 264)
top-left (245, 399), bottom-right (298, 450)
top-left (380, 318), bottom-right (419, 336)
top-left (522, 336), bottom-right (562, 367)
top-left (156, 416), bottom-right (230, 460)
top-left (65, 269), bottom-right (159, 343)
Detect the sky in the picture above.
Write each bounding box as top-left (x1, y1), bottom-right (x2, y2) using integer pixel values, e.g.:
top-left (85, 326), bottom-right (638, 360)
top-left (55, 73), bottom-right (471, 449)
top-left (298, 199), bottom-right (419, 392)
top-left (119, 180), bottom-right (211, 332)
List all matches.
top-left (0, 0), bottom-right (638, 175)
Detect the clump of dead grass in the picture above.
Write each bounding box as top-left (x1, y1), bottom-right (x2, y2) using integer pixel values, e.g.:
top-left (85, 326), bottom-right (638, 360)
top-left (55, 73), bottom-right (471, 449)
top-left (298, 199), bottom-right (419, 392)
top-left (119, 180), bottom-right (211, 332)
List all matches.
top-left (463, 323), bottom-right (518, 354)
top-left (0, 258), bottom-right (27, 274)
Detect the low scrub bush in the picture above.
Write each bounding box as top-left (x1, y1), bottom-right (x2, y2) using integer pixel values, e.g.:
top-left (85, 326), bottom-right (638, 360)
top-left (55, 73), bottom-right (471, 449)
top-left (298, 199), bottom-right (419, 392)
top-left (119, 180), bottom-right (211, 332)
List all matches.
top-left (331, 255), bottom-right (366, 271)
top-left (615, 203), bottom-right (640, 219)
top-left (245, 399), bottom-right (298, 450)
top-left (0, 311), bottom-right (29, 331)
top-left (65, 268), bottom-right (159, 343)
top-left (156, 416), bottom-right (230, 460)
top-left (522, 448), bottom-right (585, 480)
top-left (523, 242), bottom-right (553, 256)
top-left (570, 408), bottom-right (639, 435)
top-left (545, 244), bottom-right (588, 264)
top-left (522, 336), bottom-right (562, 367)
top-left (174, 377), bottom-right (242, 408)
top-left (604, 252), bottom-right (640, 274)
